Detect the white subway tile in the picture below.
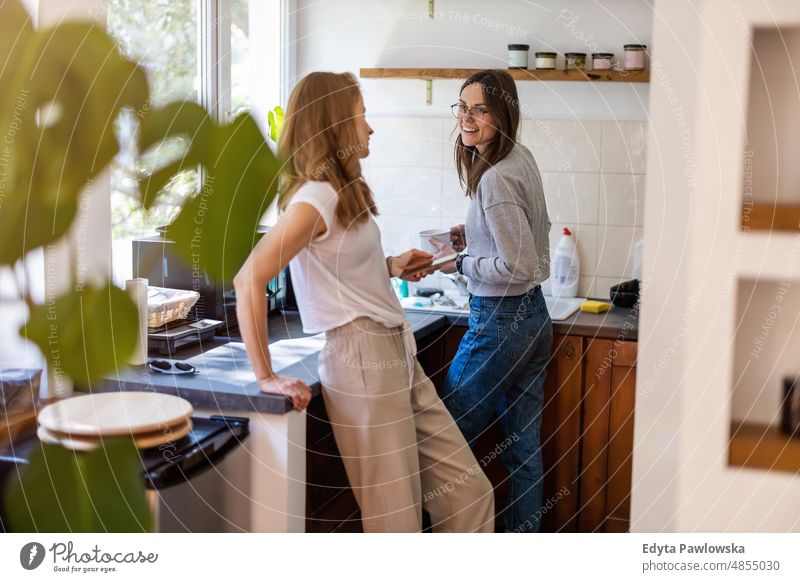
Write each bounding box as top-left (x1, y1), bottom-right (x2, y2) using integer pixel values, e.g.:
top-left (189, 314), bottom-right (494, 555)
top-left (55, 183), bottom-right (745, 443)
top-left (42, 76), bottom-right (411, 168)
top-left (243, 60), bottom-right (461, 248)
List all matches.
top-left (599, 173), bottom-right (646, 227)
top-left (595, 225), bottom-right (643, 278)
top-left (578, 276), bottom-right (596, 298)
top-left (520, 120), bottom-right (602, 173)
top-left (441, 169), bottom-right (470, 224)
top-left (367, 166), bottom-right (442, 217)
top-left (442, 120), bottom-right (459, 169)
top-left (594, 276), bottom-right (631, 300)
top-left (542, 172), bottom-right (600, 225)
top-left (368, 117), bottom-right (445, 168)
top-left (376, 214), bottom-right (443, 257)
top-left (601, 121), bottom-right (648, 173)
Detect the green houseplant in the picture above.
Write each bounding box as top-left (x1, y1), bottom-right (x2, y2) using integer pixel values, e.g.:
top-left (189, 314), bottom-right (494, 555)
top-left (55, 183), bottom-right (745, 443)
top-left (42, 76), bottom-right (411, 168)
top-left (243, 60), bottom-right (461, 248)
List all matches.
top-left (0, 0), bottom-right (281, 531)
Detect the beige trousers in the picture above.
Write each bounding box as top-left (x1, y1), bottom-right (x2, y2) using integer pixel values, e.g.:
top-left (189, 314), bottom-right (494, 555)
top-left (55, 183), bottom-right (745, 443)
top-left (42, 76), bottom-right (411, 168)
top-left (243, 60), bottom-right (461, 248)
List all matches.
top-left (318, 317), bottom-right (495, 533)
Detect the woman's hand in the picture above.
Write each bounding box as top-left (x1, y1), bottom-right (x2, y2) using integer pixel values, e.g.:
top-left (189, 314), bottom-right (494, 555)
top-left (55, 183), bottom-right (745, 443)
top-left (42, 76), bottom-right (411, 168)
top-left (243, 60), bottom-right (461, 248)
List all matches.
top-left (450, 224), bottom-right (466, 252)
top-left (389, 249), bottom-right (434, 282)
top-left (429, 239), bottom-right (458, 274)
top-left (259, 375), bottom-right (313, 411)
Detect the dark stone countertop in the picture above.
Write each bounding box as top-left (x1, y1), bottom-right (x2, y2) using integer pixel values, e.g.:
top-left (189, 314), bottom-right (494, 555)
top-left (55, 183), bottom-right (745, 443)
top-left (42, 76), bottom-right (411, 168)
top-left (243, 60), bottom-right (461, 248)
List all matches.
top-left (96, 311), bottom-right (448, 416)
top-left (96, 302), bottom-right (637, 416)
top-left (411, 302), bottom-right (639, 342)
top-left (551, 303), bottom-right (639, 341)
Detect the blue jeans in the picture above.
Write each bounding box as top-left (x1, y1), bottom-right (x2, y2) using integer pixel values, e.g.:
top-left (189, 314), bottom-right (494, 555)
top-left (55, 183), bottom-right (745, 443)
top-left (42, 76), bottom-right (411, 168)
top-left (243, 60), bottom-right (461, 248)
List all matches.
top-left (441, 286), bottom-right (553, 533)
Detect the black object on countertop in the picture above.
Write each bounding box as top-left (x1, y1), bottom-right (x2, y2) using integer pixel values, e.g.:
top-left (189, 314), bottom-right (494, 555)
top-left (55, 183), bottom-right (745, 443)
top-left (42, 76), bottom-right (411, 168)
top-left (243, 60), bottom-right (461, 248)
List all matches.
top-left (148, 359), bottom-right (198, 375)
top-left (415, 287), bottom-right (444, 298)
top-left (610, 279), bottom-right (640, 308)
top-left (133, 233), bottom-right (291, 333)
top-left (148, 318), bottom-right (225, 356)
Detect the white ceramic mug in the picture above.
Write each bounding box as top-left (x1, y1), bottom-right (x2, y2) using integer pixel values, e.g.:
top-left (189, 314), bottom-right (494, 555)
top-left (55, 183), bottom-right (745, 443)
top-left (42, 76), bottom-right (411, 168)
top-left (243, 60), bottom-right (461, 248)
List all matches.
top-left (418, 228), bottom-right (451, 254)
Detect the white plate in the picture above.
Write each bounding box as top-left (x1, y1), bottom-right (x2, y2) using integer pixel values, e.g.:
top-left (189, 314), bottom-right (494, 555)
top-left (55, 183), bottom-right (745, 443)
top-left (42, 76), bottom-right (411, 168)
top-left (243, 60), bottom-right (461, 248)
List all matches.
top-left (38, 392), bottom-right (193, 437)
top-left (38, 419), bottom-right (192, 451)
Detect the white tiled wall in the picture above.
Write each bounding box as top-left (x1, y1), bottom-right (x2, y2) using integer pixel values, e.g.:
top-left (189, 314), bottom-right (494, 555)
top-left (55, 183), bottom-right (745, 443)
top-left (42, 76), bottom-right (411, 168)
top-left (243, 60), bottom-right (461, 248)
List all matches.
top-left (364, 118), bottom-right (647, 299)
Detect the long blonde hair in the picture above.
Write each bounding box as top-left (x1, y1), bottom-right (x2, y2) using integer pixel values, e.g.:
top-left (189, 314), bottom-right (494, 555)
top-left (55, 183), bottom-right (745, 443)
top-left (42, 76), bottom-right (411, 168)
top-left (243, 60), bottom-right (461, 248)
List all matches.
top-left (278, 72), bottom-right (377, 227)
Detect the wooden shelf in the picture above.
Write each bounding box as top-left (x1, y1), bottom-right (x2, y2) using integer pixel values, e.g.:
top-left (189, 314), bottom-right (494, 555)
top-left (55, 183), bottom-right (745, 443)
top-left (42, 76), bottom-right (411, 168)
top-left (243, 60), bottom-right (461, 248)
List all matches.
top-left (360, 67), bottom-right (650, 83)
top-left (729, 422), bottom-right (800, 473)
top-left (743, 202), bottom-right (800, 232)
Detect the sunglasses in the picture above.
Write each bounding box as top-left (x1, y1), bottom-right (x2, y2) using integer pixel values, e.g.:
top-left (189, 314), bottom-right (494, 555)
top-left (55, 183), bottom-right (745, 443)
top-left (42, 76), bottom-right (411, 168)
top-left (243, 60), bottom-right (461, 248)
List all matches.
top-left (148, 359), bottom-right (197, 375)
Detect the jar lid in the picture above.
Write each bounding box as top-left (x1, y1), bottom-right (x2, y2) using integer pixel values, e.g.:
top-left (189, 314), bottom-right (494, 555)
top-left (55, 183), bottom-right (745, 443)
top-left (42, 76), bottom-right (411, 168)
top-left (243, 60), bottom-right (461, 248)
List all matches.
top-left (508, 44), bottom-right (530, 50)
top-left (535, 52), bottom-right (557, 57)
top-left (592, 52), bottom-right (615, 58)
top-left (623, 44), bottom-right (647, 50)
top-left (564, 52), bottom-right (587, 57)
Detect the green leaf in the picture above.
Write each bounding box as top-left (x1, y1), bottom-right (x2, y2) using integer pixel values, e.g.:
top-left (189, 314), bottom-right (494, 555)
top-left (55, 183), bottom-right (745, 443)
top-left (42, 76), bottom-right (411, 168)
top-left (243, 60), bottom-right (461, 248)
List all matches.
top-left (5, 439), bottom-right (152, 532)
top-left (0, 0), bottom-right (33, 65)
top-left (139, 103), bottom-right (282, 281)
top-left (5, 442), bottom-right (86, 531)
top-left (21, 284), bottom-right (139, 386)
top-left (0, 20), bottom-right (148, 264)
top-left (268, 105), bottom-right (284, 142)
top-left (80, 439), bottom-right (152, 532)
top-left (137, 101), bottom-right (212, 209)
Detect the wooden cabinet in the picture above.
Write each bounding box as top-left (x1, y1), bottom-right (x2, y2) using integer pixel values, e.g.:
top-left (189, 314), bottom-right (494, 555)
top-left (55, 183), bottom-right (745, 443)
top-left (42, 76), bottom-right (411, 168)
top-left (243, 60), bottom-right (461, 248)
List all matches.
top-left (305, 395), bottom-right (362, 532)
top-left (578, 338), bottom-right (637, 532)
top-left (305, 325), bottom-right (637, 533)
top-left (541, 335), bottom-right (584, 532)
top-left (435, 327), bottom-right (637, 532)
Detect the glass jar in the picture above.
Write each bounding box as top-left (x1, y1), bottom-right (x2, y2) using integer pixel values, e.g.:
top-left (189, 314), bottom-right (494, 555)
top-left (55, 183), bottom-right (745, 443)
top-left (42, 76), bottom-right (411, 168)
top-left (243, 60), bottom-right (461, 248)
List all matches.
top-left (535, 51), bottom-right (557, 70)
top-left (507, 44), bottom-right (530, 69)
top-left (564, 52), bottom-right (587, 71)
top-left (623, 44), bottom-right (647, 71)
top-left (592, 52), bottom-right (614, 70)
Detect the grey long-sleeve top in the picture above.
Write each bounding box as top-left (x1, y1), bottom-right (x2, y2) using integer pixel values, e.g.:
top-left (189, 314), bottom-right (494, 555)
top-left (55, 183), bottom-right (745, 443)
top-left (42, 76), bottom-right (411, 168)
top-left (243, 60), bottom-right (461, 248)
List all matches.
top-left (461, 143), bottom-right (551, 297)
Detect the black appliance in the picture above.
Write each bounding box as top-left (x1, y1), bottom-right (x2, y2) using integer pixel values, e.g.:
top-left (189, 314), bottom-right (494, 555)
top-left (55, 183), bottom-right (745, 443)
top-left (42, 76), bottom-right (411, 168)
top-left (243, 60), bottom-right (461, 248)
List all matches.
top-left (141, 415), bottom-right (249, 489)
top-left (147, 318), bottom-right (225, 356)
top-left (132, 229), bottom-right (293, 333)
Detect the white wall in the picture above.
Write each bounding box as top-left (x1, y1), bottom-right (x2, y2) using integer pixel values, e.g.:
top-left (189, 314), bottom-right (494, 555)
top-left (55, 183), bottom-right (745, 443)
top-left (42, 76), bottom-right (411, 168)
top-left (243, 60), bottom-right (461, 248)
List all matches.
top-left (295, 0), bottom-right (651, 119)
top-left (634, 0), bottom-right (800, 532)
top-left (295, 0), bottom-right (652, 297)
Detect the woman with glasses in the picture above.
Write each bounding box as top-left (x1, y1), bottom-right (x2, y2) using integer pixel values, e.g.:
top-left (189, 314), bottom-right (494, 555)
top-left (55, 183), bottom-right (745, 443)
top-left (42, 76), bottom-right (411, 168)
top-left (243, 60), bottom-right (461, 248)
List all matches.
top-left (431, 69), bottom-right (553, 533)
top-left (235, 72), bottom-right (495, 532)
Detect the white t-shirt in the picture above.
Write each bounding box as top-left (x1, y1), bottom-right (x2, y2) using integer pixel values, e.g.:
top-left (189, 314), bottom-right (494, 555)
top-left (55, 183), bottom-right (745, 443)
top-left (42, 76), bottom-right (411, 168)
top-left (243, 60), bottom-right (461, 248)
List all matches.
top-left (287, 181), bottom-right (405, 334)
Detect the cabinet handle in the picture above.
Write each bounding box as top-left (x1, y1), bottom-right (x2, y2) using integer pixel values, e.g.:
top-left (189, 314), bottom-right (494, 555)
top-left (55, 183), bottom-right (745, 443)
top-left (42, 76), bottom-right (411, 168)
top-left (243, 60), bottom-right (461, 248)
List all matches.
top-left (564, 342), bottom-right (576, 359)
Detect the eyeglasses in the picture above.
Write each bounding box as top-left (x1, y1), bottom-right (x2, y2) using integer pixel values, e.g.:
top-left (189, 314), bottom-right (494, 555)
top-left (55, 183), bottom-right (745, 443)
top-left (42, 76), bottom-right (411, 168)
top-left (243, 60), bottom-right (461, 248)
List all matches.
top-left (451, 103), bottom-right (490, 120)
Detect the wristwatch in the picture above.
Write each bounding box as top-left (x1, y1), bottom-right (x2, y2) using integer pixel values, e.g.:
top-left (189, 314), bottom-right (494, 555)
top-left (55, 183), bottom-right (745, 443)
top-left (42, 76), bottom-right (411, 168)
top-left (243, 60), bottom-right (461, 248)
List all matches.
top-left (455, 253), bottom-right (467, 275)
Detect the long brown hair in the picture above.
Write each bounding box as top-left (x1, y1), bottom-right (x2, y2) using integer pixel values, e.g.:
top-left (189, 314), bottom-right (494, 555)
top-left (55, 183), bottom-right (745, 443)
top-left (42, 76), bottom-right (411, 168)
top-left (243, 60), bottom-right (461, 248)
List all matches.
top-left (454, 69), bottom-right (521, 196)
top-left (278, 72), bottom-right (377, 227)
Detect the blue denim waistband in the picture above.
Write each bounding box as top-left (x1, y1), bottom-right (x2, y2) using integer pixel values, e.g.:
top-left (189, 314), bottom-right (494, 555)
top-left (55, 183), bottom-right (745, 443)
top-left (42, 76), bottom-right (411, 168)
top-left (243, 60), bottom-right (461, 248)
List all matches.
top-left (469, 284), bottom-right (541, 302)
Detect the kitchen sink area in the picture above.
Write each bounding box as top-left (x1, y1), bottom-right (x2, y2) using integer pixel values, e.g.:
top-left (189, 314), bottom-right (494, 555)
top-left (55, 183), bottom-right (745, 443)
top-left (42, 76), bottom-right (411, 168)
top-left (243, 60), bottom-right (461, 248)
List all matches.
top-left (403, 291), bottom-right (587, 321)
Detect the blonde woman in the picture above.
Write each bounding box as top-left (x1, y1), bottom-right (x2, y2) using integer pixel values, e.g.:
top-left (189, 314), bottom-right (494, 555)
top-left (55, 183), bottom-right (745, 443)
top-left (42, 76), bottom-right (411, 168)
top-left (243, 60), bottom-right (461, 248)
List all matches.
top-left (234, 72), bottom-right (495, 533)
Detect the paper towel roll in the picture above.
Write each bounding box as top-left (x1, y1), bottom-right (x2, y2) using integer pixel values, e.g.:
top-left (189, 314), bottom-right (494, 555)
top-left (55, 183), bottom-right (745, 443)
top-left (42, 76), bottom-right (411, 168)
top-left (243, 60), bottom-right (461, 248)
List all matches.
top-left (125, 278), bottom-right (148, 366)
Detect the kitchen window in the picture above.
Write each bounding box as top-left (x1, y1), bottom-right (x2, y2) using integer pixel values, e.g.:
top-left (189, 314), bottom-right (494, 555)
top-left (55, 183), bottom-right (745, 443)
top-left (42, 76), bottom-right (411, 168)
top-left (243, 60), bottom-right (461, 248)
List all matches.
top-left (107, 0), bottom-right (285, 283)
